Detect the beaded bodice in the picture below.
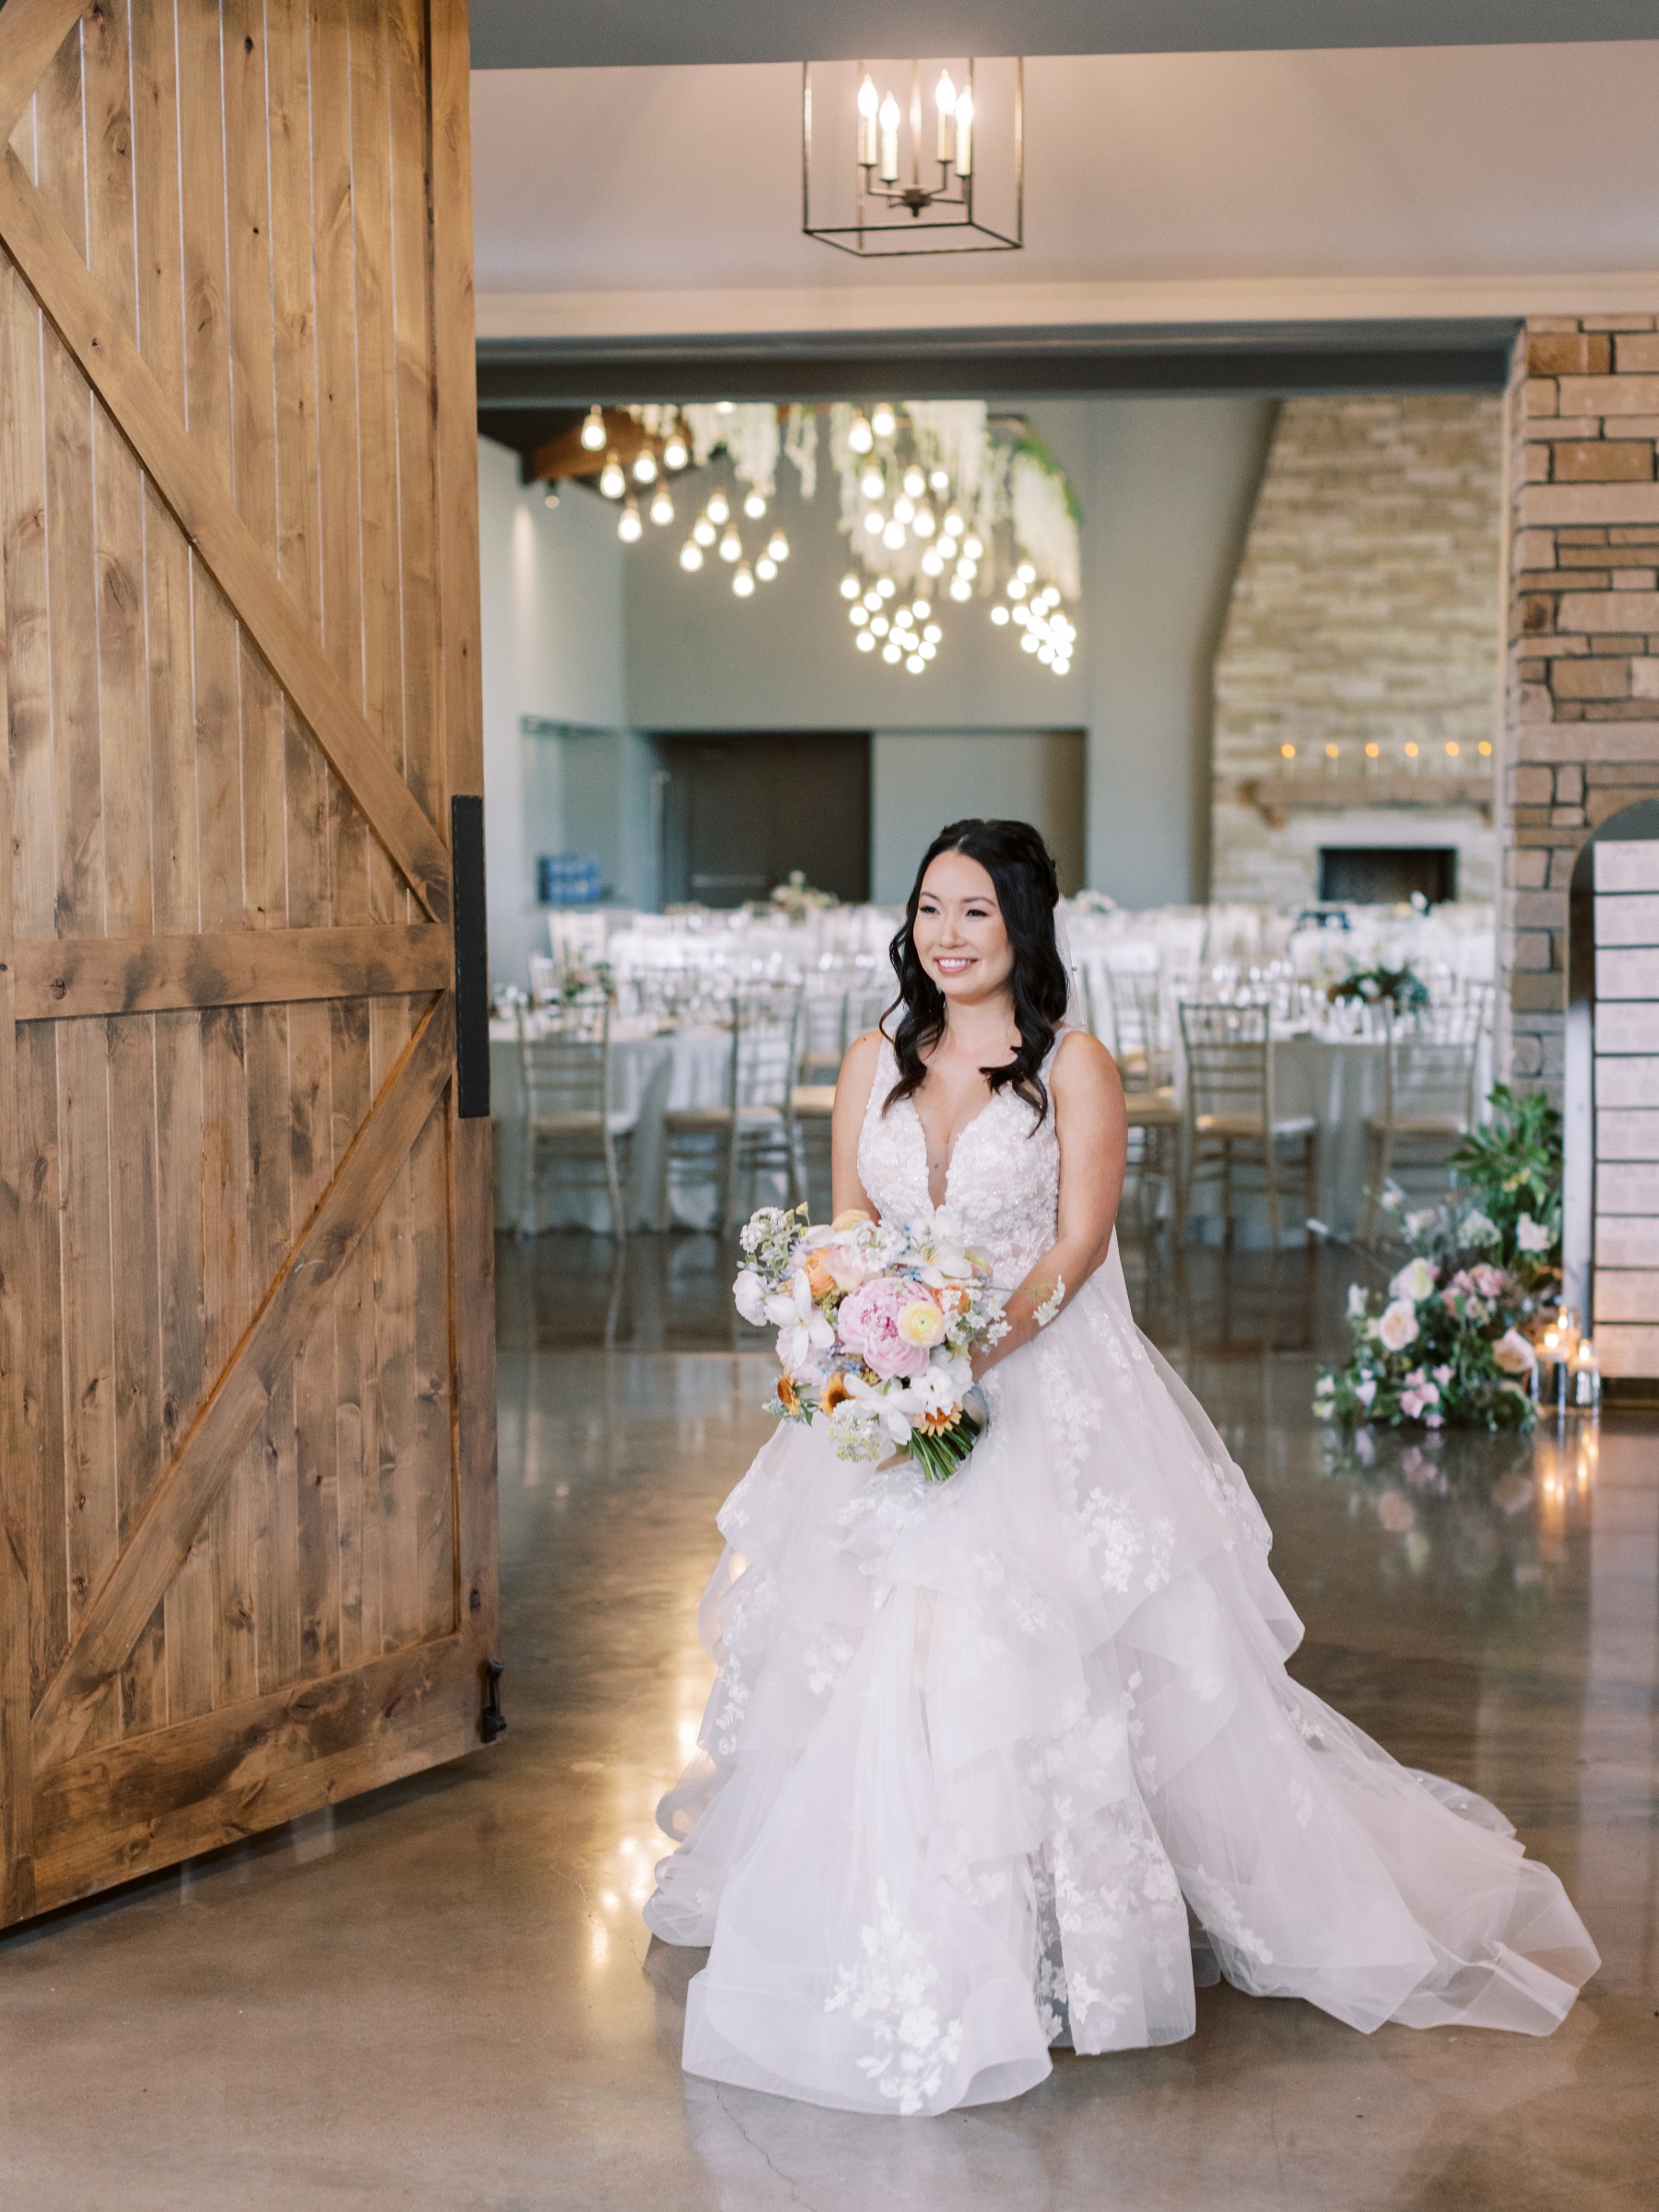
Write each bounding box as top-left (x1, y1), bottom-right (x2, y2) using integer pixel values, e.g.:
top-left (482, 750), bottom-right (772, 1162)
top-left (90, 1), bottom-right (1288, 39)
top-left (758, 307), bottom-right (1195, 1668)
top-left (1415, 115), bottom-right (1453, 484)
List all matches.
top-left (856, 1031), bottom-right (1063, 1278)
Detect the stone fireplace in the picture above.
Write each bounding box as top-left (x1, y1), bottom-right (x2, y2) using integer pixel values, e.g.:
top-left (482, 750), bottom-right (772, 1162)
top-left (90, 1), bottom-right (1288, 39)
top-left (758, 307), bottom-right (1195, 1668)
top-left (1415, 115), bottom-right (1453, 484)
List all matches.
top-left (1211, 394), bottom-right (1502, 911)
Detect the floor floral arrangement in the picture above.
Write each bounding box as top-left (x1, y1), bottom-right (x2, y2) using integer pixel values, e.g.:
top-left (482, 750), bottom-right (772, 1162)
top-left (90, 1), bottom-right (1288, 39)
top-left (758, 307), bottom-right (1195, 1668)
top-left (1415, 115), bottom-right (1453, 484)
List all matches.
top-left (1316, 1087), bottom-right (1563, 1432)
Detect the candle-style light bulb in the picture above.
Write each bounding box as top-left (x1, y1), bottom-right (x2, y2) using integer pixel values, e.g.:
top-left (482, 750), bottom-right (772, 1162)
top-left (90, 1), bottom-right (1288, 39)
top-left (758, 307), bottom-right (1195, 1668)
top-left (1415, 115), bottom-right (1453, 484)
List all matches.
top-left (935, 70), bottom-right (957, 163)
top-left (579, 404), bottom-right (606, 453)
top-left (857, 73), bottom-right (879, 168)
top-left (955, 85), bottom-right (973, 177)
top-left (878, 92), bottom-right (900, 182)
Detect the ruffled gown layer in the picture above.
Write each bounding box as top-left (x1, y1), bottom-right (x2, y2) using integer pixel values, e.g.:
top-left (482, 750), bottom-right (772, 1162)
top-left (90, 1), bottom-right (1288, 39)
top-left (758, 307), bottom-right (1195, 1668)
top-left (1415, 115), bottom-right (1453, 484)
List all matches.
top-left (645, 1041), bottom-right (1598, 2117)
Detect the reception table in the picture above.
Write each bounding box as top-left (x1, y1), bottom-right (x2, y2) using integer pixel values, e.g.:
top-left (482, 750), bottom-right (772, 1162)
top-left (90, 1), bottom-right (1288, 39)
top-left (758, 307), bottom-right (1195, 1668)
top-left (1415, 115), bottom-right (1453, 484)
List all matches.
top-left (491, 1015), bottom-right (787, 1232)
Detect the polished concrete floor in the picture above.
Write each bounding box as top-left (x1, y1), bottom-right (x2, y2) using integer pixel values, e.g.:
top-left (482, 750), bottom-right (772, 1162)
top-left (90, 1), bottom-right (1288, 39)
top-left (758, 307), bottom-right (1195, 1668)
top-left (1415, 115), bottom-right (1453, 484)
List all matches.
top-left (2, 1231), bottom-right (1656, 2209)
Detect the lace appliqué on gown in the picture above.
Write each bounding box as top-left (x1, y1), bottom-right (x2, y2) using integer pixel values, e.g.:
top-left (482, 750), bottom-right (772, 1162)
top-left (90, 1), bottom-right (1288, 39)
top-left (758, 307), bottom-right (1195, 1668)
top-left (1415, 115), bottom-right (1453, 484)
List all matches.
top-left (644, 1027), bottom-right (1600, 2117)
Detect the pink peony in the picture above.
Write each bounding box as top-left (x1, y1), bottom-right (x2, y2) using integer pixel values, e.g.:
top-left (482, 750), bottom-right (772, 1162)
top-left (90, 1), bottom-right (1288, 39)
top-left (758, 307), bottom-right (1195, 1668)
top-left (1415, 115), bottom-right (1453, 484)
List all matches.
top-left (837, 1277), bottom-right (932, 1380)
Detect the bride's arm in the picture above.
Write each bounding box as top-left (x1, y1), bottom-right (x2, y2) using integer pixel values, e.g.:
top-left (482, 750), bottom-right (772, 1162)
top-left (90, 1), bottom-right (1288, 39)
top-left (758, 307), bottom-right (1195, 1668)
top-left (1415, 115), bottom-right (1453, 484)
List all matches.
top-left (830, 1029), bottom-right (886, 1220)
top-left (971, 1030), bottom-right (1127, 1379)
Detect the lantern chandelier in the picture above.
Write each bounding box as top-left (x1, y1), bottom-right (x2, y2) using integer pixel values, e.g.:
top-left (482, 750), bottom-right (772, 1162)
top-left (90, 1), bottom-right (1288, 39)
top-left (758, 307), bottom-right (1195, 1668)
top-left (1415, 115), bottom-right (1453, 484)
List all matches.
top-left (803, 58), bottom-right (1023, 257)
top-left (538, 401), bottom-right (1078, 679)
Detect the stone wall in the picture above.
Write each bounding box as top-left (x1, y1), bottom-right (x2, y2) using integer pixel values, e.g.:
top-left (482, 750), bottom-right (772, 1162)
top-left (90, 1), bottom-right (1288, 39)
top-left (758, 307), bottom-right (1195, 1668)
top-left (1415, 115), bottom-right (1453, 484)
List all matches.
top-left (1502, 317), bottom-right (1659, 1099)
top-left (1212, 395), bottom-right (1503, 910)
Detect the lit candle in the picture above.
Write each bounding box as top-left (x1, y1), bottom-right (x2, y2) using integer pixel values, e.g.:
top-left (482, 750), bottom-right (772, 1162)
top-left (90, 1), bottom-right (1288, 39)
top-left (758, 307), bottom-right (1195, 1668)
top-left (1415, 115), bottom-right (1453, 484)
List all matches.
top-left (857, 74), bottom-right (878, 168)
top-left (879, 92), bottom-right (900, 182)
top-left (935, 70), bottom-right (957, 163)
top-left (955, 85), bottom-right (973, 176)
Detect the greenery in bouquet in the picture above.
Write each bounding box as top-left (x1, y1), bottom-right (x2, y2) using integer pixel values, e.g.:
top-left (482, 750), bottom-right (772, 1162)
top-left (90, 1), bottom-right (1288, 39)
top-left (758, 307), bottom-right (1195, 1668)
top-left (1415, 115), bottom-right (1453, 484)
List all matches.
top-left (1326, 961), bottom-right (1430, 1015)
top-left (733, 1204), bottom-right (1009, 1481)
top-left (1317, 1085), bottom-right (1563, 1433)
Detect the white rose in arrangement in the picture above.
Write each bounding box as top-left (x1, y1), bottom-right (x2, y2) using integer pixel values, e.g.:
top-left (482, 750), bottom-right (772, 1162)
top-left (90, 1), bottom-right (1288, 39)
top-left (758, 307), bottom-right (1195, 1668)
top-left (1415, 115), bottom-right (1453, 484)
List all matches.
top-left (1460, 1211), bottom-right (1500, 1246)
top-left (1492, 1327), bottom-right (1538, 1377)
top-left (1405, 1208), bottom-right (1439, 1239)
top-left (1347, 1282), bottom-right (1370, 1320)
top-left (1516, 1214), bottom-right (1554, 1254)
top-left (1389, 1256), bottom-right (1438, 1305)
top-left (733, 1268), bottom-right (769, 1326)
top-left (1377, 1299), bottom-right (1419, 1353)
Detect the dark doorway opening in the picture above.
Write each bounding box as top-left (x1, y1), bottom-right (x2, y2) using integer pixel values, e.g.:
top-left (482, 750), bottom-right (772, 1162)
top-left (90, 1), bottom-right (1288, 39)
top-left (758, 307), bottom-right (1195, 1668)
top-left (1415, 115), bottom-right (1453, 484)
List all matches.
top-left (1319, 846), bottom-right (1457, 906)
top-left (653, 732), bottom-right (871, 907)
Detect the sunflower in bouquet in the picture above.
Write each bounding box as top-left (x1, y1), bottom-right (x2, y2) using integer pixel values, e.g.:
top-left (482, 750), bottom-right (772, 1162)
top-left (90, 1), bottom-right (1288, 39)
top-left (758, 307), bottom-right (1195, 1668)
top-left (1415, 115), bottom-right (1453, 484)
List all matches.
top-left (733, 1205), bottom-right (1008, 1481)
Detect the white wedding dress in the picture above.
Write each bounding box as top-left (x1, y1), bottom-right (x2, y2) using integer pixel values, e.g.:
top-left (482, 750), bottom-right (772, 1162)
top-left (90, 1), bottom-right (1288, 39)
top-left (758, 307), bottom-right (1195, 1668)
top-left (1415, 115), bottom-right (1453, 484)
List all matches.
top-left (644, 1030), bottom-right (1599, 2116)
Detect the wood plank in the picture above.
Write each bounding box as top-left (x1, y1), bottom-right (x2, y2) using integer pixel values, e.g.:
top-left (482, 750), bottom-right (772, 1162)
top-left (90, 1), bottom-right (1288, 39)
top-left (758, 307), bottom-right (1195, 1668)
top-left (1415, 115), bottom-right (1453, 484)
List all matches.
top-left (82, 0), bottom-right (151, 942)
top-left (0, 146), bottom-right (453, 920)
top-left (245, 1004), bottom-right (300, 1694)
top-left (32, 996), bottom-right (453, 1771)
top-left (290, 999), bottom-right (340, 1680)
top-left (54, 1019), bottom-right (121, 1754)
top-left (309, 0), bottom-right (369, 934)
top-left (201, 1006), bottom-right (254, 1712)
top-left (31, 1633), bottom-right (483, 1915)
top-left (0, 0), bottom-right (88, 149)
top-left (330, 998), bottom-right (375, 1668)
top-left (0, 233), bottom-right (34, 1922)
top-left (15, 922), bottom-right (453, 1018)
top-left (128, 0), bottom-right (196, 938)
top-left (106, 1015), bottom-right (166, 1740)
top-left (156, 1009), bottom-right (213, 1725)
top-left (386, 0), bottom-right (440, 830)
top-left (410, 1107), bottom-right (457, 1640)
top-left (430, 0), bottom-right (499, 1669)
top-left (348, 0), bottom-right (401, 933)
top-left (15, 1026), bottom-right (68, 1700)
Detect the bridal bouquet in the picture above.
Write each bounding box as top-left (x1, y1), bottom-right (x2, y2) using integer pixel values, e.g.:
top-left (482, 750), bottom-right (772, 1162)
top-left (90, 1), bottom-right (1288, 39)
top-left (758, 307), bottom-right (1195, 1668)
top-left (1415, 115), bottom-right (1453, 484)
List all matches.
top-left (734, 1206), bottom-right (1007, 1480)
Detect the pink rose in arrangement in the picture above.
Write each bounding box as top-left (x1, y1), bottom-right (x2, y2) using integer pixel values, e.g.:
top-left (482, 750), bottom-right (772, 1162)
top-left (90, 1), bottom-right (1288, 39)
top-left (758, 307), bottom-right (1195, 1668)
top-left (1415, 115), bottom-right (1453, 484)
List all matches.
top-left (1470, 1264), bottom-right (1508, 1300)
top-left (837, 1277), bottom-right (933, 1381)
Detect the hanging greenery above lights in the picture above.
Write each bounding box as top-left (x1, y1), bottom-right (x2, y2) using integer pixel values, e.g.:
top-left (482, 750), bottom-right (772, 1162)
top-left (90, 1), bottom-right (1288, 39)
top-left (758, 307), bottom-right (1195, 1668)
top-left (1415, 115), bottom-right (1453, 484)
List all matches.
top-left (559, 400), bottom-right (1081, 678)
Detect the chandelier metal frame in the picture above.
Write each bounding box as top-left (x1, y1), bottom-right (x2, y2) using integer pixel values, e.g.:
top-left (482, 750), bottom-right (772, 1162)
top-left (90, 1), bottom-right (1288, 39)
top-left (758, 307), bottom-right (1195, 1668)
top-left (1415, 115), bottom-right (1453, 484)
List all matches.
top-left (802, 59), bottom-right (1023, 259)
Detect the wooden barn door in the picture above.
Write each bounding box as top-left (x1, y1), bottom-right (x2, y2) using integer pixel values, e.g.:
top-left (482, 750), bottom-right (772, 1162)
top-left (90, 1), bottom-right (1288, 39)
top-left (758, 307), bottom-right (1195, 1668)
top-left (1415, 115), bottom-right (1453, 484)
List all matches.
top-left (0, 0), bottom-right (498, 1925)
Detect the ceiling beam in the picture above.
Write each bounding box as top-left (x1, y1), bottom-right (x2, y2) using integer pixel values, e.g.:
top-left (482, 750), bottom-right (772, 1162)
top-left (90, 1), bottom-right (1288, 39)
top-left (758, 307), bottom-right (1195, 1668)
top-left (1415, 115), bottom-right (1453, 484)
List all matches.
top-left (477, 320), bottom-right (1518, 417)
top-left (472, 0), bottom-right (1659, 71)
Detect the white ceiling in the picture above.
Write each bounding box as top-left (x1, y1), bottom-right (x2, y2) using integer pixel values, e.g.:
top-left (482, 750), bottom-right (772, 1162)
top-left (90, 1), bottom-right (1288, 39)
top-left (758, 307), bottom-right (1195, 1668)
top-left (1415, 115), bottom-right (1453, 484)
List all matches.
top-left (472, 45), bottom-right (1659, 337)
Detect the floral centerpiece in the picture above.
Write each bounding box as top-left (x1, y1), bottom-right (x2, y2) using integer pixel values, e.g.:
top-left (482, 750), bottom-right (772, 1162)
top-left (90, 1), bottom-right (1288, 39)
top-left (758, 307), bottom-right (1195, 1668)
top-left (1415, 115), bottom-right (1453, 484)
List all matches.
top-left (1315, 1087), bottom-right (1563, 1432)
top-left (733, 1205), bottom-right (1010, 1481)
top-left (770, 870), bottom-right (839, 924)
top-left (1326, 961), bottom-right (1430, 1015)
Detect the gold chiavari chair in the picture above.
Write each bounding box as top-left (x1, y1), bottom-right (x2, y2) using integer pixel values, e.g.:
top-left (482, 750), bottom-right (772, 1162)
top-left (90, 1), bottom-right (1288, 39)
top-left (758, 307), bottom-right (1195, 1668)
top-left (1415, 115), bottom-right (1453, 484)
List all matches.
top-left (1360, 989), bottom-right (1492, 1241)
top-left (1177, 1001), bottom-right (1318, 1247)
top-left (517, 995), bottom-right (631, 1239)
top-left (661, 983), bottom-right (805, 1230)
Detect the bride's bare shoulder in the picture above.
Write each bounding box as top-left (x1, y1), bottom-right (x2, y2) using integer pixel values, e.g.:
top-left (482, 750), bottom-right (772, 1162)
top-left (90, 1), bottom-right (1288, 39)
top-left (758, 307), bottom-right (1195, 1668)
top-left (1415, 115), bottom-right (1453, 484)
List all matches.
top-left (1051, 1027), bottom-right (1124, 1109)
top-left (837, 1028), bottom-right (888, 1094)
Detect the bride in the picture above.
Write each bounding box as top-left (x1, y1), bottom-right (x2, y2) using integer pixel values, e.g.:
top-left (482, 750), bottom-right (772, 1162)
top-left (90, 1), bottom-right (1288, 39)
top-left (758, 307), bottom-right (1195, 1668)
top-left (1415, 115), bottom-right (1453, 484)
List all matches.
top-left (644, 818), bottom-right (1598, 2116)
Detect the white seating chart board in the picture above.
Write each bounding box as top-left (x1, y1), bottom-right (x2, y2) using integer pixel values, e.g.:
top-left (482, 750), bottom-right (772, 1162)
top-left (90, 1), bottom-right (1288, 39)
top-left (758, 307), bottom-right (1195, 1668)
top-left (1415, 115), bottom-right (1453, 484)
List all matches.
top-left (1593, 835), bottom-right (1659, 1380)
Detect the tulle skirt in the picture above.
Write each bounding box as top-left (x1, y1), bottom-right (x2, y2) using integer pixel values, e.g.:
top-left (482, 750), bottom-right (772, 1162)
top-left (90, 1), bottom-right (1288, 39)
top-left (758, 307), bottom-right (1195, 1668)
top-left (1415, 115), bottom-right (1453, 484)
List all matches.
top-left (644, 1246), bottom-right (1599, 2117)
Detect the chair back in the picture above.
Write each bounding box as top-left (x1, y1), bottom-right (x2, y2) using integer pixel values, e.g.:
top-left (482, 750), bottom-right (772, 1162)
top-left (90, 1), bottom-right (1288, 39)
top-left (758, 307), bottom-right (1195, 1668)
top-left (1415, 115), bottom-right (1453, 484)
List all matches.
top-left (519, 1000), bottom-right (609, 1124)
top-left (527, 952), bottom-right (560, 1007)
top-left (1180, 1000), bottom-right (1273, 1125)
top-left (729, 985), bottom-right (801, 1112)
top-left (1385, 994), bottom-right (1488, 1128)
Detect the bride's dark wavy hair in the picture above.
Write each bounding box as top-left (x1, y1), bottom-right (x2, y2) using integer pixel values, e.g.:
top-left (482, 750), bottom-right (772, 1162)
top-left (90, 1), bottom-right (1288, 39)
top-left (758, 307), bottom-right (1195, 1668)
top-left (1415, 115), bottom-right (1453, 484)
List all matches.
top-left (883, 818), bottom-right (1068, 1122)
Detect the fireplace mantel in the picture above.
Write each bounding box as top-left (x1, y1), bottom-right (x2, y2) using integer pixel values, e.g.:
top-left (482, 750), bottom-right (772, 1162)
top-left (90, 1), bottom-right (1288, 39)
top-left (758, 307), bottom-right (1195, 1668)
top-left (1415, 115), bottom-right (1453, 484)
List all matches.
top-left (1238, 773), bottom-right (1494, 831)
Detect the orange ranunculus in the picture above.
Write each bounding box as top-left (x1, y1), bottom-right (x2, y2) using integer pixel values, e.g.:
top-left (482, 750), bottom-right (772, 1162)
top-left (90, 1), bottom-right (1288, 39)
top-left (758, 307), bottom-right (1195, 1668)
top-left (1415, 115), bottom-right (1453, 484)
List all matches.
top-left (776, 1375), bottom-right (802, 1417)
top-left (805, 1249), bottom-right (839, 1300)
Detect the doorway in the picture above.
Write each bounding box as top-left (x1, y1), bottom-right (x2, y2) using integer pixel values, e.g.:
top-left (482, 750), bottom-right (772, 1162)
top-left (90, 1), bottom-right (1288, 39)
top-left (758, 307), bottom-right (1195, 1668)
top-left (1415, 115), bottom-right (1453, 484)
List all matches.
top-left (654, 732), bottom-right (872, 906)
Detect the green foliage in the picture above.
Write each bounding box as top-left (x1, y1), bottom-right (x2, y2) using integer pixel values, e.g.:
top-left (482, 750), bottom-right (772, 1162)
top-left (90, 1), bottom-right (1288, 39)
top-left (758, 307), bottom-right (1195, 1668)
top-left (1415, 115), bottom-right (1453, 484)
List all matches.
top-left (1447, 1085), bottom-right (1563, 1290)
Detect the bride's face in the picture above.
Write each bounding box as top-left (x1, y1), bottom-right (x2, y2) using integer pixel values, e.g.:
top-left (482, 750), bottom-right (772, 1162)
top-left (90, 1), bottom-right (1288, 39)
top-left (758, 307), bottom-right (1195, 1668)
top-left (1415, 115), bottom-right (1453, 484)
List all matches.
top-left (913, 852), bottom-right (1015, 1006)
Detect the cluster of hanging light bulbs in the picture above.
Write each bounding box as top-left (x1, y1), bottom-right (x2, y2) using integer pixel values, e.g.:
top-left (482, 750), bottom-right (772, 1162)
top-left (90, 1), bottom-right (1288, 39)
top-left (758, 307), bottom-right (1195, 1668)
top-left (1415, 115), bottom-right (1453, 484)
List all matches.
top-left (678, 485), bottom-right (791, 596)
top-left (838, 572), bottom-right (943, 673)
top-left (839, 401), bottom-right (1074, 677)
top-left (988, 565), bottom-right (1075, 675)
top-left (584, 403), bottom-right (709, 553)
top-left (582, 405), bottom-right (789, 598)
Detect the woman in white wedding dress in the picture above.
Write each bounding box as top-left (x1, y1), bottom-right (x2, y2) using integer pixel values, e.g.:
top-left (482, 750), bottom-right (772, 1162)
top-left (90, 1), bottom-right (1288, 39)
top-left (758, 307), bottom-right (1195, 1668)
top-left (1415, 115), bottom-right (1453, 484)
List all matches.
top-left (644, 818), bottom-right (1598, 2117)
